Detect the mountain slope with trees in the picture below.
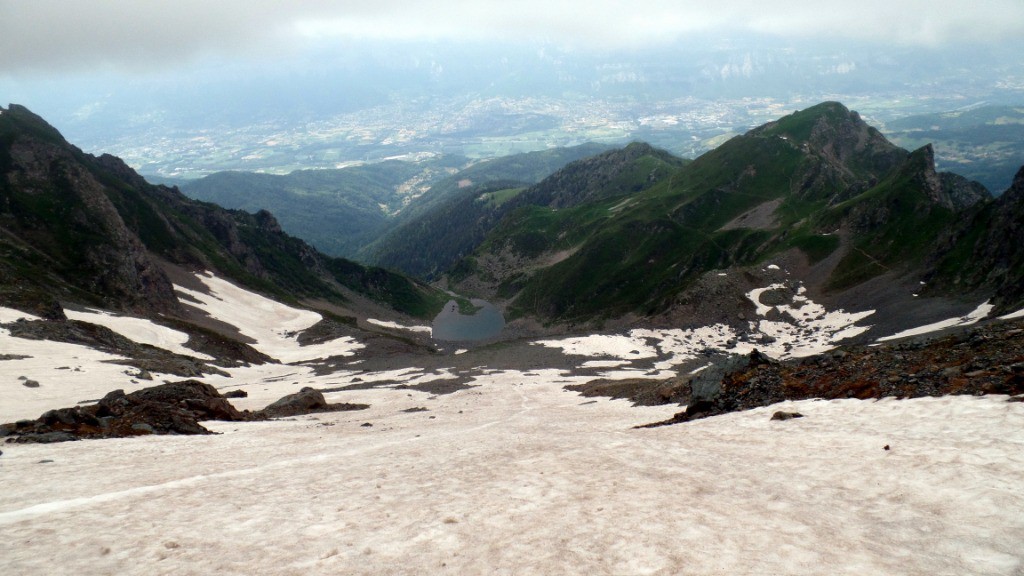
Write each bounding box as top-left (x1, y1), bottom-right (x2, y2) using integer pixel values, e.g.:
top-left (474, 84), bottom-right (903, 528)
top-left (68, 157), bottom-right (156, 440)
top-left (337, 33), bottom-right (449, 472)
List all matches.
top-left (363, 142), bottom-right (683, 279)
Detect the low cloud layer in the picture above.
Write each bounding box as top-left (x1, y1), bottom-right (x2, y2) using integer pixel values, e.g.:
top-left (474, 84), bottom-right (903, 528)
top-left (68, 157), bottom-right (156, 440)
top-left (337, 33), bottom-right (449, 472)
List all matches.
top-left (3, 0), bottom-right (1024, 76)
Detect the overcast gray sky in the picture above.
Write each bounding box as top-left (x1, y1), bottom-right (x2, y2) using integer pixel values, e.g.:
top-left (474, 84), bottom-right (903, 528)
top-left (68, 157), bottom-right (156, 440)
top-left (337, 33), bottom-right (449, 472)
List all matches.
top-left (3, 0), bottom-right (1024, 77)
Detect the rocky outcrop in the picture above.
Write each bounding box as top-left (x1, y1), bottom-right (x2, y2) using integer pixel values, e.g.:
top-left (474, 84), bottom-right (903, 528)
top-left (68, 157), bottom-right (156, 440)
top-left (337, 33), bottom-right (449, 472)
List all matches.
top-left (1, 381), bottom-right (253, 442)
top-left (913, 144), bottom-right (989, 210)
top-left (927, 165), bottom-right (1024, 312)
top-left (637, 318), bottom-right (1024, 427)
top-left (4, 318), bottom-right (233, 377)
top-left (1, 382), bottom-right (370, 443)
top-left (968, 167), bottom-right (1024, 308)
top-left (1, 105), bottom-right (178, 314)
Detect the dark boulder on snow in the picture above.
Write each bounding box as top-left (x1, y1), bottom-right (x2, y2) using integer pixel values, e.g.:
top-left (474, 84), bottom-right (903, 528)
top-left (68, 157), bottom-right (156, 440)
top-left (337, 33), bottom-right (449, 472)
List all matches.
top-left (1, 380), bottom-right (256, 443)
top-left (257, 387), bottom-right (368, 419)
top-left (770, 411), bottom-right (804, 421)
top-left (260, 387), bottom-right (329, 417)
top-left (2, 378), bottom-right (374, 443)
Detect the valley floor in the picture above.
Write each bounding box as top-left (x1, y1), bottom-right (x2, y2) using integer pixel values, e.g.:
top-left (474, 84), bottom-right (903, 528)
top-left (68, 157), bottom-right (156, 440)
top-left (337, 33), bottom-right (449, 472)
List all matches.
top-left (2, 372), bottom-right (1023, 575)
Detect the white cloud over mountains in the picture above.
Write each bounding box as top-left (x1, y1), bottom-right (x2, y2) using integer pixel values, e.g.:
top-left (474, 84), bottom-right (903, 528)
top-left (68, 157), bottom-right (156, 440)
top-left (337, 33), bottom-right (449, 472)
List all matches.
top-left (3, 0), bottom-right (1023, 76)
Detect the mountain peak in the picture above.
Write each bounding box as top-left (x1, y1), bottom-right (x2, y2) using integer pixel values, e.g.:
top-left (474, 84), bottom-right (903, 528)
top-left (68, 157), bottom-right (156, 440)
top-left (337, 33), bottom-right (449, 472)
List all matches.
top-left (516, 141), bottom-right (684, 210)
top-left (756, 101), bottom-right (861, 140)
top-left (759, 103), bottom-right (903, 176)
top-left (899, 143), bottom-right (990, 211)
top-left (0, 103), bottom-right (70, 148)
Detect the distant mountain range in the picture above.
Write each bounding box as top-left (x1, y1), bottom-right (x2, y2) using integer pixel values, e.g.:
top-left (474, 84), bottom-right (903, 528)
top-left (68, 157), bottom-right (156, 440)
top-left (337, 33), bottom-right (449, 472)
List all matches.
top-left (2, 102), bottom-right (1022, 341)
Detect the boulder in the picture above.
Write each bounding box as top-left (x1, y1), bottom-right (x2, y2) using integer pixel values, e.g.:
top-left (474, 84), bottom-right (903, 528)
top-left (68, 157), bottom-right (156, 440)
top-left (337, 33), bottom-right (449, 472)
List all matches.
top-left (770, 411), bottom-right (804, 421)
top-left (260, 387), bottom-right (330, 418)
top-left (258, 387), bottom-right (368, 419)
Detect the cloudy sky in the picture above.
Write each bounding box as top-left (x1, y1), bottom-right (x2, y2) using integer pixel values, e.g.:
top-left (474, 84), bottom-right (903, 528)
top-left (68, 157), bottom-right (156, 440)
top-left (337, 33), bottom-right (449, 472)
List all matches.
top-left (3, 0), bottom-right (1024, 77)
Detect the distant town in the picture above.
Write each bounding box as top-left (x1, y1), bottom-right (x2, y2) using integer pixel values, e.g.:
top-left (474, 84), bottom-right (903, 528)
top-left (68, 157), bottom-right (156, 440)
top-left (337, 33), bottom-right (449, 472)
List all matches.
top-left (86, 92), bottom-right (972, 180)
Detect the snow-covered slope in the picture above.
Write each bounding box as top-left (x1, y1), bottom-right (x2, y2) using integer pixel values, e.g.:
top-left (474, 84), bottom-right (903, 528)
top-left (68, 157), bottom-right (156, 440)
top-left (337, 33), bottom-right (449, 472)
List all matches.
top-left (537, 278), bottom-right (875, 367)
top-left (175, 272), bottom-right (364, 363)
top-left (2, 377), bottom-right (1022, 575)
top-left (0, 307), bottom-right (186, 421)
top-left (3, 271), bottom-right (1023, 575)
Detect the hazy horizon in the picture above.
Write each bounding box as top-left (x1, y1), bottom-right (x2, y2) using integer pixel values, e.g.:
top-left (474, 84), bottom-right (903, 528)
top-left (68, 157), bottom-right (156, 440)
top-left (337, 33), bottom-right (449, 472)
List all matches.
top-left (3, 1), bottom-right (1023, 180)
top-left (5, 1), bottom-right (1024, 75)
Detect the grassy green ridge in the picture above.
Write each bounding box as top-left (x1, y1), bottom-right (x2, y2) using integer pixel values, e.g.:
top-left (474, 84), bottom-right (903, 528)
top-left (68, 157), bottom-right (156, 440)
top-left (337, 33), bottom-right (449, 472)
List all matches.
top-left (179, 158), bottom-right (465, 258)
top-left (362, 144), bottom-right (639, 279)
top-left (451, 102), bottom-right (1000, 324)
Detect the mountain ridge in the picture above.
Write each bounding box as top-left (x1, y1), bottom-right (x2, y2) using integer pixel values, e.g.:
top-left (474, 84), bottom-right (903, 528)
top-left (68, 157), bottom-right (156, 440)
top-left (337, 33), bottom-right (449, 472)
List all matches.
top-left (0, 103), bottom-right (448, 325)
top-left (433, 102), bottom-right (1018, 328)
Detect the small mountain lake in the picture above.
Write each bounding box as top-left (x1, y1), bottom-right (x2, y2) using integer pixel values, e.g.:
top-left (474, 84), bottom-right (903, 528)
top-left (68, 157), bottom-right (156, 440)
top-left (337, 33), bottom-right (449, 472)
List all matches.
top-left (432, 299), bottom-right (505, 341)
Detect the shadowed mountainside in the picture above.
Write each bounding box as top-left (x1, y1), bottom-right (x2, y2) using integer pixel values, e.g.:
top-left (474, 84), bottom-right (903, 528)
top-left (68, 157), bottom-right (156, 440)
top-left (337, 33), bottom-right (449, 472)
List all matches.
top-left (0, 104), bottom-right (448, 321)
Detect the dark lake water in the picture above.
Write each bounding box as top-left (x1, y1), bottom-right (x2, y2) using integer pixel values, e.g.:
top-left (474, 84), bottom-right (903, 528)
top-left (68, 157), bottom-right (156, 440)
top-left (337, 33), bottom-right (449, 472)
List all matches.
top-left (431, 299), bottom-right (505, 341)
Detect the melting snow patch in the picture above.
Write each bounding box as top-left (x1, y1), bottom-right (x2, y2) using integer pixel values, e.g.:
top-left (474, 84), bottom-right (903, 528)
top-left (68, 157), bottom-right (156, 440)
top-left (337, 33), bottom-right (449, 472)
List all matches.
top-left (745, 284), bottom-right (874, 358)
top-left (689, 363), bottom-right (712, 375)
top-left (175, 272), bottom-right (363, 362)
top-left (747, 283), bottom-right (787, 316)
top-left (877, 301), bottom-right (994, 342)
top-left (581, 360), bottom-right (632, 368)
top-left (540, 282), bottom-right (874, 366)
top-left (0, 306), bottom-right (40, 323)
top-left (634, 325), bottom-right (738, 367)
top-left (65, 308), bottom-right (214, 360)
top-left (367, 319), bottom-right (432, 334)
top-left (999, 306), bottom-right (1024, 321)
top-left (534, 334), bottom-right (657, 359)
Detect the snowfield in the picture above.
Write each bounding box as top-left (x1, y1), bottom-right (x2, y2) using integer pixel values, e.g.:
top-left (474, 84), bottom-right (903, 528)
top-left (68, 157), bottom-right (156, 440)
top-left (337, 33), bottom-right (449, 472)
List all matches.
top-left (0, 308), bottom-right (182, 422)
top-left (2, 378), bottom-right (1022, 575)
top-left (2, 272), bottom-right (1024, 575)
top-left (538, 280), bottom-right (876, 365)
top-left (176, 272), bottom-right (364, 362)
top-left (65, 307), bottom-right (215, 360)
